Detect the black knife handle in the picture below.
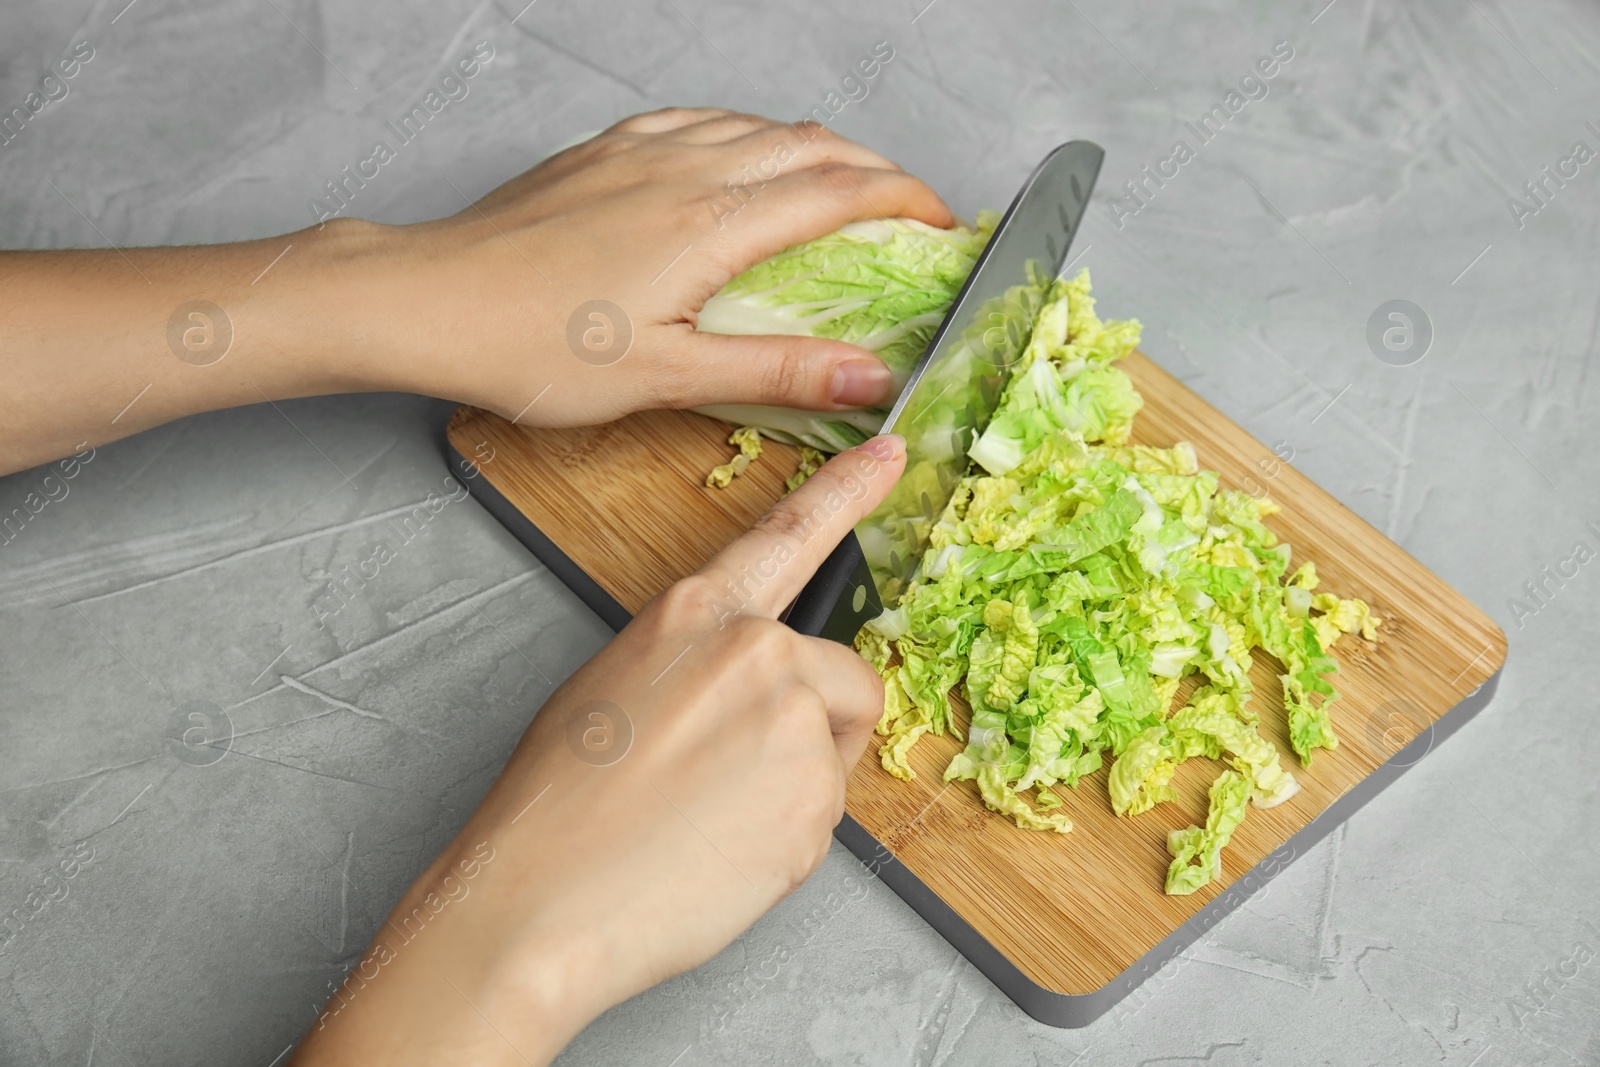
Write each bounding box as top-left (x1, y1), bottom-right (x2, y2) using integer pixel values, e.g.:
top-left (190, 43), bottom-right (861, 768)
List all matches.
top-left (783, 532), bottom-right (883, 645)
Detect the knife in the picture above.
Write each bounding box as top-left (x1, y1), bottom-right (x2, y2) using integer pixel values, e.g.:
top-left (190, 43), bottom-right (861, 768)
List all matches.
top-left (784, 140), bottom-right (1106, 644)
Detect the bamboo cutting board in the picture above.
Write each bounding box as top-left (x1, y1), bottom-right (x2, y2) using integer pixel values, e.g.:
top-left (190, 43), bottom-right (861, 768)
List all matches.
top-left (445, 351), bottom-right (1506, 1025)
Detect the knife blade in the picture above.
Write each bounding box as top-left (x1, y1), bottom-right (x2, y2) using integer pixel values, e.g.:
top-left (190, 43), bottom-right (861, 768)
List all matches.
top-left (858, 140), bottom-right (1105, 609)
top-left (783, 141), bottom-right (1104, 644)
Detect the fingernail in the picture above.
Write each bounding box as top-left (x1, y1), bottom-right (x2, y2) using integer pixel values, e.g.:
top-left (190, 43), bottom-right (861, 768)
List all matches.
top-left (860, 433), bottom-right (904, 461)
top-left (830, 359), bottom-right (892, 406)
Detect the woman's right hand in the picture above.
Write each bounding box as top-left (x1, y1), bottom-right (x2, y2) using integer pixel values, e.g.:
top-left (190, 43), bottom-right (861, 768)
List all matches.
top-left (291, 433), bottom-right (906, 1067)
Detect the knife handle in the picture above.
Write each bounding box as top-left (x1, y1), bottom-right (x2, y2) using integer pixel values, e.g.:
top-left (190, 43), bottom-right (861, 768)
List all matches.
top-left (783, 532), bottom-right (882, 645)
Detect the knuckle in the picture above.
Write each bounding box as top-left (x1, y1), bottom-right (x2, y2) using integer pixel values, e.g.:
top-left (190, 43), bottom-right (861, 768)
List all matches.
top-left (652, 574), bottom-right (723, 632)
top-left (635, 329), bottom-right (697, 406)
top-left (692, 191), bottom-right (734, 230)
top-left (740, 617), bottom-right (798, 665)
top-left (587, 130), bottom-right (632, 153)
top-left (709, 112), bottom-right (766, 135)
top-left (703, 615), bottom-right (782, 675)
top-left (793, 118), bottom-right (834, 143)
top-left (607, 112), bottom-right (654, 133)
top-left (625, 106), bottom-right (690, 129)
top-left (757, 342), bottom-right (809, 402)
top-left (750, 497), bottom-right (812, 546)
top-left (809, 161), bottom-right (862, 197)
top-left (854, 669), bottom-right (886, 729)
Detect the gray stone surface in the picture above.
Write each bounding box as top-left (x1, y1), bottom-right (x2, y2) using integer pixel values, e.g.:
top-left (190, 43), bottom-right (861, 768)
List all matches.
top-left (1, 0), bottom-right (1595, 1063)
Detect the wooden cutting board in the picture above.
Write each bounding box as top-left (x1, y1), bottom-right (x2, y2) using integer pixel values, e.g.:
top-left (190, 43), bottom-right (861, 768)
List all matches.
top-left (445, 350), bottom-right (1506, 1024)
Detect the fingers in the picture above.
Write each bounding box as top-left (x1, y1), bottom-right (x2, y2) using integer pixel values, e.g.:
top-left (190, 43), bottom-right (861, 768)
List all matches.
top-left (695, 435), bottom-right (905, 620)
top-left (778, 162), bottom-right (954, 229)
top-left (724, 121), bottom-right (904, 173)
top-left (664, 331), bottom-right (893, 412)
top-left (698, 164), bottom-right (955, 277)
top-left (796, 637), bottom-right (886, 768)
top-left (670, 112), bottom-right (780, 145)
top-left (606, 110), bottom-right (900, 172)
top-left (607, 107), bottom-right (735, 134)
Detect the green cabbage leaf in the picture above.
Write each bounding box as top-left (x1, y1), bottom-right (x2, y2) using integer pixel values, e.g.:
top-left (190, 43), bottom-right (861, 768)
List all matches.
top-left (862, 270), bottom-right (1381, 895)
top-left (694, 215), bottom-right (997, 451)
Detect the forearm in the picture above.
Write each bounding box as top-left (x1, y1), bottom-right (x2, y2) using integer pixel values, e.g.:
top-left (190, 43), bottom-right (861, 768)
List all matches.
top-left (288, 835), bottom-right (610, 1067)
top-left (0, 218), bottom-right (433, 475)
top-left (2, 114), bottom-right (950, 478)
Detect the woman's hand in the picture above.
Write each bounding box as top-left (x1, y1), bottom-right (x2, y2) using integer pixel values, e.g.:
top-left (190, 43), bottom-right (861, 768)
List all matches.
top-left (289, 433), bottom-right (907, 1066)
top-left (391, 107), bottom-right (954, 426)
top-left (0, 107), bottom-right (951, 474)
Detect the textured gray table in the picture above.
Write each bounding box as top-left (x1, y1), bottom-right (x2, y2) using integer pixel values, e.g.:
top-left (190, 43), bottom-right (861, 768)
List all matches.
top-left (2, 1), bottom-right (1595, 1064)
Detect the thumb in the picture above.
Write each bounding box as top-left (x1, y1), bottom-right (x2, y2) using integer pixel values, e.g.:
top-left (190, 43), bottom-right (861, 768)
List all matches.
top-left (667, 331), bottom-right (894, 411)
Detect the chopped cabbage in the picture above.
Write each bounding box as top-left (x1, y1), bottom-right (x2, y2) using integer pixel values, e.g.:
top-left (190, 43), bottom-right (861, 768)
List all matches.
top-left (859, 270), bottom-right (1380, 895)
top-left (705, 425), bottom-right (764, 488)
top-left (785, 446), bottom-right (826, 492)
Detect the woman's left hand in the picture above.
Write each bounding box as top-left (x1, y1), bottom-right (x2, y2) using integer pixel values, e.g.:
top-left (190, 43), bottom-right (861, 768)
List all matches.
top-left (383, 106), bottom-right (954, 427)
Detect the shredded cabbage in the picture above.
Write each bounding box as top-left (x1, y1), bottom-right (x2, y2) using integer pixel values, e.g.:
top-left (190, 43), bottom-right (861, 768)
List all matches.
top-left (785, 446), bottom-right (825, 492)
top-left (705, 425), bottom-right (763, 488)
top-left (857, 270), bottom-right (1381, 895)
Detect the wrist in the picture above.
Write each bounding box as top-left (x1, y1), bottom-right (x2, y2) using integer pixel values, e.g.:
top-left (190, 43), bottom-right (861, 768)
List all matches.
top-left (292, 833), bottom-right (611, 1067)
top-left (439, 851), bottom-right (611, 1065)
top-left (426, 831), bottom-right (624, 1059)
top-left (268, 217), bottom-right (440, 398)
top-left (349, 211), bottom-right (565, 419)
